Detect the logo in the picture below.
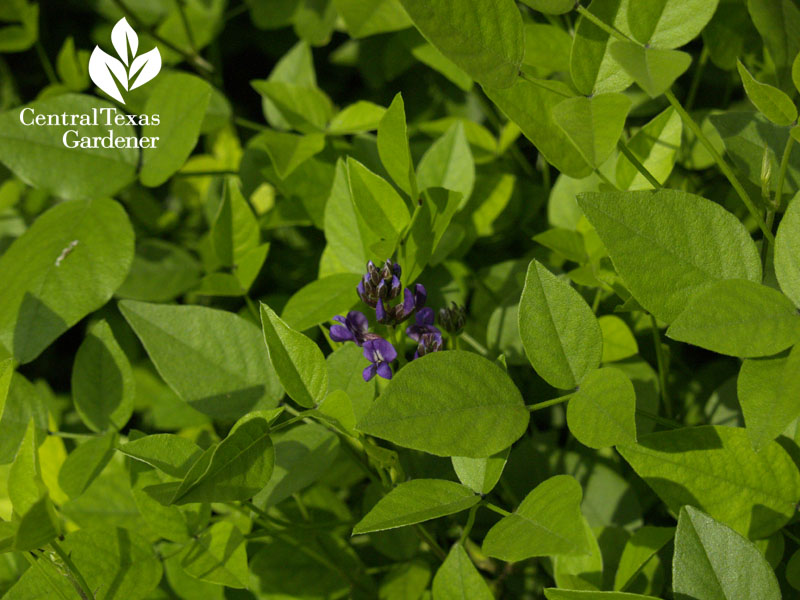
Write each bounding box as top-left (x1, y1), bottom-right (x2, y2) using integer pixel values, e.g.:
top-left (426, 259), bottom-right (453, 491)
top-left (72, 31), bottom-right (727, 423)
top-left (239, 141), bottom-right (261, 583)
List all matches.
top-left (88, 18), bottom-right (161, 104)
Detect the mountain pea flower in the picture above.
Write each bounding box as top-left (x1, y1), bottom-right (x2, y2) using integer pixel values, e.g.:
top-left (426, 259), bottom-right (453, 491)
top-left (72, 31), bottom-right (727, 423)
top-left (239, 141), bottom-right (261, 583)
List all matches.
top-left (438, 302), bottom-right (466, 333)
top-left (362, 337), bottom-right (397, 381)
top-left (406, 307), bottom-right (442, 343)
top-left (414, 332), bottom-right (443, 360)
top-left (330, 311), bottom-right (372, 346)
top-left (358, 260), bottom-right (402, 307)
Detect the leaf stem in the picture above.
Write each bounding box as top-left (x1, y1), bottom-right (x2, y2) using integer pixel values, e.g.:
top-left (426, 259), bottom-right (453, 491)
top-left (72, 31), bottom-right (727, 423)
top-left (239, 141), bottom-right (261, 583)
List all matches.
top-left (50, 540), bottom-right (94, 600)
top-left (527, 394), bottom-right (572, 412)
top-left (635, 408), bottom-right (681, 429)
top-left (617, 140), bottom-right (662, 189)
top-left (174, 170), bottom-right (239, 178)
top-left (414, 524), bottom-right (447, 560)
top-left (271, 410), bottom-right (317, 432)
top-left (174, 0), bottom-right (197, 53)
top-left (575, 5), bottom-right (630, 42)
top-left (664, 90), bottom-right (774, 242)
top-left (233, 116), bottom-right (268, 132)
top-left (774, 134), bottom-right (795, 215)
top-left (483, 501), bottom-right (511, 517)
top-left (685, 46), bottom-right (709, 112)
top-left (35, 41), bottom-right (58, 85)
top-left (458, 332), bottom-right (489, 356)
top-left (649, 314), bottom-right (672, 418)
top-left (460, 504), bottom-right (479, 543)
top-left (595, 168), bottom-right (619, 190)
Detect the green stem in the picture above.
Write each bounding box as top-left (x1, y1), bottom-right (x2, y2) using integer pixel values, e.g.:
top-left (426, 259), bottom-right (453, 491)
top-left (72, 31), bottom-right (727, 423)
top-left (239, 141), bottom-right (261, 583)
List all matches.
top-left (527, 394), bottom-right (572, 412)
top-left (649, 314), bottom-right (672, 418)
top-left (518, 70), bottom-right (573, 98)
top-left (591, 288), bottom-right (602, 314)
top-left (635, 408), bottom-right (681, 429)
top-left (48, 430), bottom-right (97, 439)
top-left (271, 410), bottom-right (317, 432)
top-left (174, 170), bottom-right (238, 178)
top-left (617, 140), bottom-right (662, 189)
top-left (174, 0), bottom-right (197, 52)
top-left (575, 5), bottom-right (630, 42)
top-left (774, 134), bottom-right (795, 215)
top-left (484, 501), bottom-right (511, 517)
top-left (783, 529), bottom-right (800, 546)
top-left (243, 295), bottom-right (259, 321)
top-left (414, 524), bottom-right (447, 560)
top-left (234, 116), bottom-right (267, 132)
top-left (35, 41), bottom-right (58, 85)
top-left (664, 90), bottom-right (774, 243)
top-left (458, 332), bottom-right (489, 356)
top-left (595, 168), bottom-right (619, 190)
top-left (50, 540), bottom-right (94, 600)
top-left (685, 46), bottom-right (709, 112)
top-left (460, 504), bottom-right (479, 543)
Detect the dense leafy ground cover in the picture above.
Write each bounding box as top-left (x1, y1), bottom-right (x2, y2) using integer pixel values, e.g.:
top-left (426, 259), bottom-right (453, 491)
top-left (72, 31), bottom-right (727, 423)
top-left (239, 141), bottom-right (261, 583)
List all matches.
top-left (1, 0), bottom-right (800, 598)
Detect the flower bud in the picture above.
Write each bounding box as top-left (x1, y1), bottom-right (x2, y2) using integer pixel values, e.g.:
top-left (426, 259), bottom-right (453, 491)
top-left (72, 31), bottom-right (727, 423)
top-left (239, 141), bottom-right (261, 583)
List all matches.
top-left (438, 302), bottom-right (466, 333)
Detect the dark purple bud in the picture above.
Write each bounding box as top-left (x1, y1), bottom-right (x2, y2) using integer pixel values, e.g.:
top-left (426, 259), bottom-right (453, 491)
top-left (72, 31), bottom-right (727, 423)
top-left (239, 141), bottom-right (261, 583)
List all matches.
top-left (406, 308), bottom-right (442, 343)
top-left (389, 275), bottom-right (402, 299)
top-left (376, 299), bottom-right (389, 324)
top-left (412, 284), bottom-right (427, 309)
top-left (414, 332), bottom-right (443, 359)
top-left (438, 302), bottom-right (467, 333)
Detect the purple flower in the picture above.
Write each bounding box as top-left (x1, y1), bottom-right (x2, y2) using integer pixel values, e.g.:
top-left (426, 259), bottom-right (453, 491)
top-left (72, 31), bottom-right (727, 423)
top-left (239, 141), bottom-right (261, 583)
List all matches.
top-left (413, 332), bottom-right (443, 360)
top-left (330, 311), bottom-right (370, 346)
top-left (357, 260), bottom-right (402, 307)
top-left (412, 284), bottom-right (427, 309)
top-left (362, 337), bottom-right (397, 381)
top-left (406, 307), bottom-right (442, 343)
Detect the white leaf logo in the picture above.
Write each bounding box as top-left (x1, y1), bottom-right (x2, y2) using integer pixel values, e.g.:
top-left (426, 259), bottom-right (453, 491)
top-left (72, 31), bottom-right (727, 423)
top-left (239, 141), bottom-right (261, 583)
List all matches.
top-left (88, 18), bottom-right (161, 104)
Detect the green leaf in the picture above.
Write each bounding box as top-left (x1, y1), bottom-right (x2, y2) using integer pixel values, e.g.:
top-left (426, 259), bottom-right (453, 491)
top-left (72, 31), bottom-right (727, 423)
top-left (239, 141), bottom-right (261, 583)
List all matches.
top-left (451, 447), bottom-right (509, 495)
top-left (323, 159), bottom-right (373, 273)
top-left (357, 351), bottom-right (529, 457)
top-left (567, 367), bottom-right (637, 448)
top-left (485, 79), bottom-right (592, 178)
top-left (0, 198), bottom-right (134, 364)
top-left (211, 177), bottom-right (261, 268)
top-left (398, 0), bottom-right (523, 88)
top-left (0, 94), bottom-right (138, 200)
top-left (578, 190), bottom-right (762, 323)
top-left (518, 260), bottom-right (603, 390)
top-left (613, 526), bottom-right (675, 591)
top-left (0, 373), bottom-right (48, 465)
top-left (260, 303), bottom-right (328, 408)
top-left (115, 239), bottom-right (202, 302)
top-left (72, 320), bottom-right (134, 432)
top-left (259, 129), bottom-right (326, 179)
top-left (673, 506), bottom-right (781, 600)
top-left (119, 300), bottom-right (282, 420)
top-left (8, 421), bottom-right (45, 515)
top-left (553, 93), bottom-right (632, 169)
top-left (140, 72), bottom-right (212, 187)
top-left (0, 358), bottom-right (13, 422)
top-left (794, 51), bottom-right (800, 96)
top-left (544, 591), bottom-right (659, 599)
top-left (378, 93), bottom-right (417, 199)
top-left (737, 60), bottom-right (798, 126)
top-left (353, 479), bottom-right (478, 534)
top-left (627, 0), bottom-right (720, 48)
top-left (570, 0), bottom-right (633, 95)
top-left (616, 107), bottom-right (682, 191)
top-left (483, 475), bottom-right (590, 561)
top-left (172, 413), bottom-right (274, 504)
top-left (776, 193), bottom-right (800, 307)
top-left (118, 434), bottom-right (203, 479)
top-left (251, 80), bottom-right (334, 133)
top-left (618, 426), bottom-right (800, 538)
top-left (55, 36), bottom-right (89, 91)
top-left (609, 42), bottom-right (692, 98)
top-left (13, 494), bottom-right (59, 552)
top-left (598, 316), bottom-right (638, 362)
top-left (333, 0), bottom-right (412, 38)
top-left (432, 544), bottom-right (494, 600)
top-left (181, 521), bottom-right (248, 588)
top-left (57, 432), bottom-right (116, 500)
top-left (738, 346), bottom-right (800, 451)
top-left (328, 101), bottom-right (387, 134)
top-left (666, 279), bottom-right (800, 357)
top-left (417, 121), bottom-right (475, 202)
top-left (747, 0), bottom-right (800, 89)
top-left (519, 0), bottom-right (575, 15)
top-left (280, 273), bottom-right (361, 332)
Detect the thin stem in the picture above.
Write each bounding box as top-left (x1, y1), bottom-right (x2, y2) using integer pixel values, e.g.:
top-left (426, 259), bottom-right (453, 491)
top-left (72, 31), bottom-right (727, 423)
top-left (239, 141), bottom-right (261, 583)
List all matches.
top-left (271, 410), bottom-right (317, 432)
top-left (649, 314), bottom-right (672, 418)
top-left (175, 0), bottom-right (197, 52)
top-left (243, 295), bottom-right (259, 322)
top-left (48, 430), bottom-right (97, 440)
top-left (783, 529), bottom-right (800, 546)
top-left (595, 168), bottom-right (619, 190)
top-left (636, 408), bottom-right (681, 429)
top-left (460, 504), bottom-right (479, 543)
top-left (528, 394), bottom-right (572, 412)
top-left (174, 170), bottom-right (239, 178)
top-left (225, 3), bottom-right (249, 21)
top-left (518, 70), bottom-right (573, 98)
top-left (459, 332), bottom-right (489, 356)
top-left (484, 501), bottom-right (511, 517)
top-left (35, 41), bottom-right (58, 85)
top-left (50, 540), bottom-right (94, 600)
top-left (414, 524), bottom-right (447, 560)
top-left (774, 134), bottom-right (795, 214)
top-left (617, 140), bottom-right (662, 189)
top-left (575, 5), bottom-right (630, 42)
top-left (24, 552), bottom-right (73, 600)
top-left (234, 116), bottom-right (268, 132)
top-left (591, 288), bottom-right (602, 314)
top-left (664, 90), bottom-right (774, 242)
top-left (685, 46), bottom-right (709, 112)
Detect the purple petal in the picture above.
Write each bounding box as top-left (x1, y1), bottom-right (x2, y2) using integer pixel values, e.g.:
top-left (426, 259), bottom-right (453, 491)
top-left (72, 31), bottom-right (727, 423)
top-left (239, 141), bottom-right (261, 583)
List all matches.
top-left (372, 337), bottom-right (397, 362)
top-left (416, 307), bottom-right (435, 326)
top-left (363, 340), bottom-right (378, 362)
top-left (401, 288), bottom-right (414, 315)
top-left (376, 361), bottom-right (393, 380)
top-left (329, 325), bottom-right (354, 342)
top-left (347, 310), bottom-right (369, 333)
top-left (406, 325), bottom-right (422, 342)
top-left (376, 299), bottom-right (387, 322)
top-left (413, 284), bottom-right (427, 308)
top-left (357, 279), bottom-right (366, 297)
top-left (363, 363), bottom-right (377, 382)
top-left (392, 262), bottom-right (402, 278)
top-left (333, 315), bottom-right (347, 324)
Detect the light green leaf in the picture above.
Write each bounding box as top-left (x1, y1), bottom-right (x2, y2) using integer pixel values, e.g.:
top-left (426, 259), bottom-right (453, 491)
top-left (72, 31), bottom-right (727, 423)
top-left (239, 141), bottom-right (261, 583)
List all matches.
top-left (56, 36), bottom-right (89, 91)
top-left (328, 100), bottom-right (386, 135)
top-left (451, 447), bottom-right (509, 495)
top-left (0, 94), bottom-right (137, 200)
top-left (578, 190), bottom-right (762, 323)
top-left (211, 177), bottom-right (260, 268)
top-left (673, 506), bottom-right (781, 600)
top-left (260, 303), bottom-right (328, 408)
top-left (181, 521), bottom-right (248, 588)
top-left (609, 42), bottom-right (692, 98)
top-left (0, 373), bottom-right (48, 465)
top-left (567, 367), bottom-right (637, 448)
top-left (119, 300), bottom-right (282, 420)
top-left (326, 343), bottom-right (375, 422)
top-left (618, 426), bottom-right (800, 538)
top-left (520, 0), bottom-right (575, 14)
top-left (357, 351), bottom-right (529, 457)
top-left (738, 346), bottom-right (800, 451)
top-left (398, 0), bottom-right (523, 88)
top-left (323, 159), bottom-right (373, 273)
top-left (544, 591), bottom-right (659, 599)
top-left (118, 434), bottom-right (203, 479)
top-left (627, 0), bottom-right (720, 48)
top-left (378, 93), bottom-right (417, 198)
top-left (417, 121), bottom-right (475, 202)
top-left (115, 239), bottom-right (202, 302)
top-left (570, 0), bottom-right (633, 95)
top-left (485, 79), bottom-right (592, 178)
top-left (552, 516), bottom-right (602, 591)
top-left (523, 23), bottom-right (573, 76)
top-left (666, 279), bottom-right (800, 357)
top-left (72, 320), bottom-right (134, 432)
top-left (13, 494), bottom-right (59, 552)
top-left (794, 51), bottom-right (800, 96)
top-left (0, 358), bottom-right (13, 423)
top-left (353, 479), bottom-right (478, 534)
top-left (57, 432), bottom-right (116, 500)
top-left (748, 0), bottom-right (800, 89)
top-left (259, 129), bottom-right (326, 179)
top-left (8, 421), bottom-right (44, 516)
top-left (553, 93), bottom-right (632, 168)
top-left (737, 60), bottom-right (798, 126)
top-left (408, 38), bottom-right (474, 91)
top-left (0, 198), bottom-right (134, 364)
top-left (140, 72), bottom-right (212, 187)
top-left (616, 107), bottom-right (682, 191)
top-left (599, 316), bottom-right (638, 362)
top-left (251, 80), bottom-right (334, 133)
top-left (483, 475), bottom-right (590, 561)
top-left (333, 0), bottom-right (412, 37)
top-left (519, 260), bottom-right (603, 390)
top-left (432, 544), bottom-right (494, 600)
top-left (280, 273), bottom-right (361, 332)
top-left (776, 193), bottom-right (800, 306)
top-left (614, 526), bottom-right (674, 591)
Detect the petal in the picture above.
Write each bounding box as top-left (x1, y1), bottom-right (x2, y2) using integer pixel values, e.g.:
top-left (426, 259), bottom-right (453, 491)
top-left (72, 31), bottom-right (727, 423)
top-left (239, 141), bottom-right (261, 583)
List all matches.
top-left (406, 325), bottom-right (421, 342)
top-left (416, 307), bottom-right (435, 326)
top-left (413, 283), bottom-right (427, 308)
top-left (376, 361), bottom-right (393, 380)
top-left (376, 299), bottom-right (387, 323)
top-left (373, 338), bottom-right (397, 362)
top-left (401, 288), bottom-right (414, 315)
top-left (363, 340), bottom-right (377, 362)
top-left (348, 310), bottom-right (369, 333)
top-left (329, 325), bottom-right (354, 342)
top-left (333, 315), bottom-right (347, 324)
top-left (363, 364), bottom-right (377, 382)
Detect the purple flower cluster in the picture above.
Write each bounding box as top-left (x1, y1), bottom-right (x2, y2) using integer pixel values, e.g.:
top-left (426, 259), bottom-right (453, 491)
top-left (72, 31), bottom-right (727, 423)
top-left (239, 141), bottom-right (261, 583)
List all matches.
top-left (330, 260), bottom-right (445, 382)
